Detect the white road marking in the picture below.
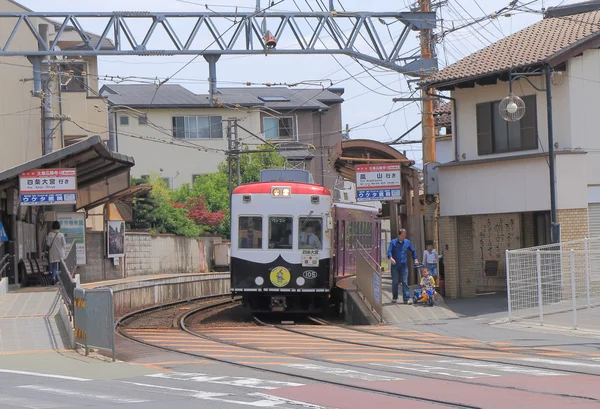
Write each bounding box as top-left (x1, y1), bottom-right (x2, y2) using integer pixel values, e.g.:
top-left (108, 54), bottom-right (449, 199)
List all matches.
top-left (284, 363), bottom-right (402, 382)
top-left (0, 369), bottom-right (90, 382)
top-left (17, 385), bottom-right (150, 404)
top-left (439, 360), bottom-right (563, 376)
top-left (0, 393), bottom-right (70, 409)
top-left (146, 372), bottom-right (304, 390)
top-left (371, 362), bottom-right (497, 379)
top-left (521, 358), bottom-right (600, 369)
top-left (249, 393), bottom-right (329, 408)
top-left (123, 381), bottom-right (321, 407)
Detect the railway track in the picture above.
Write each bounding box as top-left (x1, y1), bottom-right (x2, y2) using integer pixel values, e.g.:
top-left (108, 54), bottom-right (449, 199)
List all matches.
top-left (117, 297), bottom-right (600, 408)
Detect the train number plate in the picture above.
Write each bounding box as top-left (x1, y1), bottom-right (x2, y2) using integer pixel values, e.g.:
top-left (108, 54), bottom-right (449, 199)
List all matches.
top-left (302, 250), bottom-right (319, 267)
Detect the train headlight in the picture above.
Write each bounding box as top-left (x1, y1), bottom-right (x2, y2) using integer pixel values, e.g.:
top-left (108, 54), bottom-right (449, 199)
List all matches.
top-left (272, 188), bottom-right (281, 196)
top-left (296, 277), bottom-right (305, 286)
top-left (255, 276), bottom-right (264, 285)
top-left (282, 188), bottom-right (290, 196)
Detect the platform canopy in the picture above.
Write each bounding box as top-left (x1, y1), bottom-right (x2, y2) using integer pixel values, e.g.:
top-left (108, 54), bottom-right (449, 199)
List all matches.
top-left (329, 139), bottom-right (415, 182)
top-left (0, 136), bottom-right (135, 210)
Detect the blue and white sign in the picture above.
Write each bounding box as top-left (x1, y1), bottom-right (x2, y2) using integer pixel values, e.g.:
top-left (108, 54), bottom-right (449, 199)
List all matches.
top-left (20, 193), bottom-right (77, 205)
top-left (356, 189), bottom-right (401, 202)
top-left (373, 272), bottom-right (381, 304)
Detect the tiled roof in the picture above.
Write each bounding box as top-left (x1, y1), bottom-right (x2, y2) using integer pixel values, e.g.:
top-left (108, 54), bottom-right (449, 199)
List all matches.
top-left (422, 8), bottom-right (600, 88)
top-left (100, 84), bottom-right (344, 110)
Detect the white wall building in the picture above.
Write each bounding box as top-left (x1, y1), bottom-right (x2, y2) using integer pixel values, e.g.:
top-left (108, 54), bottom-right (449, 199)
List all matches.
top-left (100, 84), bottom-right (345, 189)
top-left (422, 3), bottom-right (600, 298)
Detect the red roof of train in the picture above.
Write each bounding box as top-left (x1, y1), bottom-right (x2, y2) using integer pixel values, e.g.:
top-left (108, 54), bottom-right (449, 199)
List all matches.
top-left (233, 181), bottom-right (331, 196)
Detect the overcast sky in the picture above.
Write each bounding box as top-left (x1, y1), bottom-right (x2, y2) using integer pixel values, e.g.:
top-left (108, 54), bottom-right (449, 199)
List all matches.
top-left (16, 0), bottom-right (584, 165)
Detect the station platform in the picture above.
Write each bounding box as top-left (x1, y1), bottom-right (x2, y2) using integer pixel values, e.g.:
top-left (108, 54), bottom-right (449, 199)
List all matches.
top-left (0, 287), bottom-right (70, 353)
top-left (0, 272), bottom-right (230, 354)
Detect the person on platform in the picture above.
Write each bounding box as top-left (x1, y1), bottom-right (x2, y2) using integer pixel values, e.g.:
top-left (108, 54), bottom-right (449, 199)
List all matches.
top-left (46, 221), bottom-right (66, 285)
top-left (387, 228), bottom-right (419, 304)
top-left (422, 240), bottom-right (443, 279)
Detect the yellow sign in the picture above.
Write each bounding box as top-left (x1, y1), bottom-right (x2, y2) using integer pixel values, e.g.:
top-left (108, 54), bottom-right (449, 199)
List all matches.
top-left (270, 266), bottom-right (291, 287)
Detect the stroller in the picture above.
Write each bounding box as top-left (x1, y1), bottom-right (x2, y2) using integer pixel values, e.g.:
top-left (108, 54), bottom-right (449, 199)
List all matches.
top-left (412, 264), bottom-right (436, 307)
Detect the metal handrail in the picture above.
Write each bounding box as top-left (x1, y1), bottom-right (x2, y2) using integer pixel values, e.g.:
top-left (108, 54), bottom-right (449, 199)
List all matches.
top-left (57, 243), bottom-right (78, 319)
top-left (355, 240), bottom-right (381, 272)
top-left (0, 254), bottom-right (10, 277)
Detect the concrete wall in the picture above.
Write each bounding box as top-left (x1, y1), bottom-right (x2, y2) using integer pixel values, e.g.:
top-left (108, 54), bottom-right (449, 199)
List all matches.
top-left (77, 231), bottom-right (223, 283)
top-left (436, 138), bottom-right (454, 164)
top-left (86, 273), bottom-right (230, 317)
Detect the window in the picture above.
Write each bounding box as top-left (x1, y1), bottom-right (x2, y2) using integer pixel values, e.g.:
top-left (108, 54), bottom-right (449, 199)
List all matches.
top-left (120, 116), bottom-right (129, 126)
top-left (138, 115), bottom-right (148, 125)
top-left (299, 217), bottom-right (323, 250)
top-left (161, 177), bottom-right (173, 189)
top-left (238, 216), bottom-right (263, 249)
top-left (476, 95), bottom-right (538, 155)
top-left (268, 216), bottom-right (293, 249)
top-left (192, 174), bottom-right (205, 184)
top-left (263, 117), bottom-right (295, 140)
top-left (172, 116), bottom-right (223, 139)
top-left (60, 63), bottom-right (86, 92)
top-left (259, 96), bottom-right (290, 102)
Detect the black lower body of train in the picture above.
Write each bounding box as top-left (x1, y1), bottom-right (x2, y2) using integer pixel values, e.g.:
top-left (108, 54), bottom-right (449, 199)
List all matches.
top-left (230, 255), bottom-right (332, 313)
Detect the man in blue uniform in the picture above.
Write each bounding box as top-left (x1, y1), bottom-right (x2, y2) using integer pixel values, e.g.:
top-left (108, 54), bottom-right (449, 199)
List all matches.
top-left (387, 228), bottom-right (419, 304)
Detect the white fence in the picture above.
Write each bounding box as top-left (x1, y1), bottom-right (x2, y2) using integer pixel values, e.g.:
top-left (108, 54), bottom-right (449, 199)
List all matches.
top-left (506, 237), bottom-right (600, 330)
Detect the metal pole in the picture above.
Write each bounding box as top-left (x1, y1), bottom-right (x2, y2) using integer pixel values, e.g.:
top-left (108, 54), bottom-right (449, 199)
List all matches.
top-left (329, 0), bottom-right (334, 11)
top-left (570, 249), bottom-right (577, 329)
top-left (256, 0), bottom-right (260, 12)
top-left (545, 65), bottom-right (559, 243)
top-left (108, 108), bottom-right (116, 151)
top-left (506, 249), bottom-right (512, 321)
top-left (39, 24), bottom-right (54, 154)
top-left (536, 249), bottom-right (543, 325)
top-left (234, 119), bottom-right (240, 186)
top-left (205, 55), bottom-right (220, 107)
top-left (227, 119), bottom-right (232, 196)
top-left (319, 112), bottom-right (325, 186)
top-left (584, 238), bottom-right (591, 308)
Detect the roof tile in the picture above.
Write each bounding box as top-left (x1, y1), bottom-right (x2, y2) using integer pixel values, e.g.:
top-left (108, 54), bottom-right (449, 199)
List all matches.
top-left (422, 9), bottom-right (600, 88)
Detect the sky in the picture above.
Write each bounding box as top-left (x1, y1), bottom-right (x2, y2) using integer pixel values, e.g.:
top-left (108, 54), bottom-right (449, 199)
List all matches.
top-left (13, 0), bottom-right (585, 166)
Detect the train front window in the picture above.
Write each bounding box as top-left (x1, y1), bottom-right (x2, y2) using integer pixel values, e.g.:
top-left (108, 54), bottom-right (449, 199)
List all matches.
top-left (268, 216), bottom-right (293, 249)
top-left (238, 216), bottom-right (263, 249)
top-left (299, 217), bottom-right (323, 250)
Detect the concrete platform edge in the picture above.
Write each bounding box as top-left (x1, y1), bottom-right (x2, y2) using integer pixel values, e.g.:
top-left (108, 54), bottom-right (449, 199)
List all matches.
top-left (342, 285), bottom-right (381, 325)
top-left (58, 298), bottom-right (76, 349)
top-left (0, 277), bottom-right (7, 301)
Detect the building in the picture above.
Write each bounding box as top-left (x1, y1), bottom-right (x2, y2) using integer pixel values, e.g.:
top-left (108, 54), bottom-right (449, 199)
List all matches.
top-left (422, 2), bottom-right (600, 298)
top-left (0, 0), bottom-right (110, 173)
top-left (99, 84), bottom-right (345, 189)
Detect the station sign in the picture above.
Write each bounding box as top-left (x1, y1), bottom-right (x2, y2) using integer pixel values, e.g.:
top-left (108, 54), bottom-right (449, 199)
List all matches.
top-left (19, 168), bottom-right (77, 206)
top-left (355, 164), bottom-right (401, 202)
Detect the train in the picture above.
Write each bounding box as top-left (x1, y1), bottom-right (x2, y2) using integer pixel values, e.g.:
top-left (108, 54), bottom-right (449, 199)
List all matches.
top-left (230, 170), bottom-right (381, 314)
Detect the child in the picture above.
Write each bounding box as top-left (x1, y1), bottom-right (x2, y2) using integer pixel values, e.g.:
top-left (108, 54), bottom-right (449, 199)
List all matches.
top-left (417, 268), bottom-right (437, 303)
top-left (422, 240), bottom-right (443, 278)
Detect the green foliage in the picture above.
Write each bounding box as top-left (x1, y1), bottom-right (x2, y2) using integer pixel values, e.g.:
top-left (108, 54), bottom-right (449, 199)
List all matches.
top-left (130, 147), bottom-right (284, 239)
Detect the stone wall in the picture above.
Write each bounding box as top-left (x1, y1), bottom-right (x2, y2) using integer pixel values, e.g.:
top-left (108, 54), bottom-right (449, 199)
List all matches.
top-left (77, 231), bottom-right (223, 284)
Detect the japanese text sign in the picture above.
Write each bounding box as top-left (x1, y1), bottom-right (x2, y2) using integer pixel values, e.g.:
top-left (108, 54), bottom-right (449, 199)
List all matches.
top-left (19, 168), bottom-right (77, 206)
top-left (355, 164), bottom-right (401, 202)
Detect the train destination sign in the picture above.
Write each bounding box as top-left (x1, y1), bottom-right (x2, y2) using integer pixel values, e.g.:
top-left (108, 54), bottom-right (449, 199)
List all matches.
top-left (355, 164), bottom-right (401, 202)
top-left (19, 168), bottom-right (77, 206)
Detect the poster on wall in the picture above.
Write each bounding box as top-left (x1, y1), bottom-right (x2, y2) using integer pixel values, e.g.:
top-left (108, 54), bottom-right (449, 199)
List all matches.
top-left (57, 212), bottom-right (86, 265)
top-left (107, 221), bottom-right (125, 258)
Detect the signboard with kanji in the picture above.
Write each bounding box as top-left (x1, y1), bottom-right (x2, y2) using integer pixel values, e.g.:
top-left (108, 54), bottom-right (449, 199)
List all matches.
top-left (19, 169), bottom-right (77, 206)
top-left (355, 164), bottom-right (401, 202)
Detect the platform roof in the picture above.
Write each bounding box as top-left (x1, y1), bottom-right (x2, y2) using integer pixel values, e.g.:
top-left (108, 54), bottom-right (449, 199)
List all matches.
top-left (0, 136), bottom-right (135, 210)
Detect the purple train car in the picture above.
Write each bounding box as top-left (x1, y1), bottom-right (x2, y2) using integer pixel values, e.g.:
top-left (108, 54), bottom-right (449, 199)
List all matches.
top-left (332, 203), bottom-right (382, 280)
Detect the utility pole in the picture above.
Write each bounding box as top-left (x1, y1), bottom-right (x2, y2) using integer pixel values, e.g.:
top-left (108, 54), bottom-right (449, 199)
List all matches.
top-left (39, 24), bottom-right (55, 155)
top-left (420, 0), bottom-right (439, 252)
top-left (227, 119), bottom-right (233, 196)
top-left (234, 118), bottom-right (241, 186)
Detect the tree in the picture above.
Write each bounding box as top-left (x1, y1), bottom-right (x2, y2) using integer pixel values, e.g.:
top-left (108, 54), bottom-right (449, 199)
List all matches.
top-left (129, 147), bottom-right (285, 239)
